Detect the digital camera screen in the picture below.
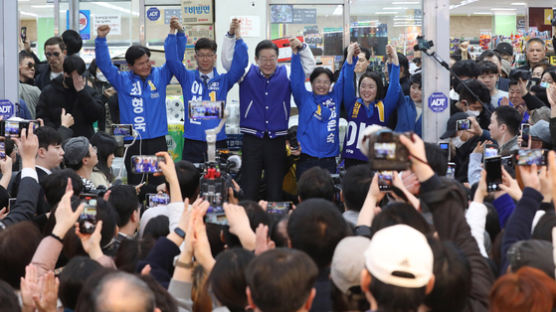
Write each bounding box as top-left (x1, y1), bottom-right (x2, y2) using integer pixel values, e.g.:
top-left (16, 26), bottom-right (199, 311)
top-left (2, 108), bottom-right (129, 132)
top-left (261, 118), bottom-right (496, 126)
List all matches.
top-left (5, 121), bottom-right (20, 136)
top-left (374, 142), bottom-right (396, 160)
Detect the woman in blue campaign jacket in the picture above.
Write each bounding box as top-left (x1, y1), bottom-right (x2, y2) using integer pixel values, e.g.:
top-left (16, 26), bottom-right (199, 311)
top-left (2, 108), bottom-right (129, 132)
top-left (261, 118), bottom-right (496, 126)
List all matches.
top-left (291, 42), bottom-right (358, 178)
top-left (341, 44), bottom-right (402, 168)
top-left (395, 73), bottom-right (423, 137)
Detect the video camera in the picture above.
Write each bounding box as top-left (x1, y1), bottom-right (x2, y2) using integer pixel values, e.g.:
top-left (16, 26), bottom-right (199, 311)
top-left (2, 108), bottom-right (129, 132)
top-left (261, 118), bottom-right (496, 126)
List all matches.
top-left (200, 159), bottom-right (243, 225)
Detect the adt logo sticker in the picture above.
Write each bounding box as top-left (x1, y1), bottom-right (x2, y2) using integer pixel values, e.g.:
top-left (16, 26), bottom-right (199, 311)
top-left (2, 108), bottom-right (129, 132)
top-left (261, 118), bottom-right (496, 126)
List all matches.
top-left (428, 92), bottom-right (448, 113)
top-left (147, 7), bottom-right (161, 21)
top-left (0, 100), bottom-right (14, 119)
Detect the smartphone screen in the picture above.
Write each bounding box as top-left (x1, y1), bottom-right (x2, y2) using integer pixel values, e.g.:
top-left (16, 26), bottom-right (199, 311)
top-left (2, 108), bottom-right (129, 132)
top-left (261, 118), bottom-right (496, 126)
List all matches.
top-left (378, 171), bottom-right (394, 191)
top-left (7, 198), bottom-right (16, 214)
top-left (267, 201), bottom-right (292, 215)
top-left (485, 157), bottom-right (502, 192)
top-left (20, 27), bottom-right (27, 42)
top-left (484, 144), bottom-right (498, 158)
top-left (456, 119), bottom-right (470, 131)
top-left (0, 142), bottom-right (6, 160)
top-left (188, 100), bottom-right (225, 120)
top-left (78, 194), bottom-right (98, 234)
top-left (446, 162), bottom-right (456, 178)
top-left (521, 123), bottom-right (530, 148)
top-left (438, 142), bottom-right (449, 160)
top-left (146, 193), bottom-right (170, 207)
top-left (130, 155), bottom-right (165, 174)
top-left (517, 149), bottom-right (546, 166)
top-left (110, 124), bottom-right (133, 136)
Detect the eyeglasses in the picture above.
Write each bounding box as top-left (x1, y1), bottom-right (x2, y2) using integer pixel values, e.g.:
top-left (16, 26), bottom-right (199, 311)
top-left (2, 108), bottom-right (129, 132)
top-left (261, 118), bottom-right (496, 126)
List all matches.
top-left (45, 52), bottom-right (60, 58)
top-left (26, 62), bottom-right (35, 69)
top-left (196, 53), bottom-right (215, 59)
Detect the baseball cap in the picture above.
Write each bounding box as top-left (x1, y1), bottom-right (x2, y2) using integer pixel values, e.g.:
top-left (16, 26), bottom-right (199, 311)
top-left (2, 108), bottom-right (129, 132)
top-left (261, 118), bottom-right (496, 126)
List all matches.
top-left (364, 224), bottom-right (433, 288)
top-left (507, 239), bottom-right (555, 279)
top-left (63, 136), bottom-right (90, 166)
top-left (494, 42), bottom-right (513, 56)
top-left (440, 112), bottom-right (469, 139)
top-left (331, 236), bottom-right (372, 294)
top-left (529, 120), bottom-right (551, 144)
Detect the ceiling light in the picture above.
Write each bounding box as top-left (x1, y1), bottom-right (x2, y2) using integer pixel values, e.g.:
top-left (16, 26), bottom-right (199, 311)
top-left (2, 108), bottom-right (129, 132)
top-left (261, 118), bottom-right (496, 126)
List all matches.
top-left (20, 10), bottom-right (38, 17)
top-left (95, 2), bottom-right (139, 16)
top-left (510, 2), bottom-right (527, 5)
top-left (490, 8), bottom-right (516, 10)
top-left (473, 12), bottom-right (493, 15)
top-left (392, 1), bottom-right (419, 4)
top-left (376, 12), bottom-right (398, 15)
top-left (332, 5), bottom-right (342, 16)
top-left (383, 7), bottom-right (407, 10)
top-left (31, 4), bottom-right (53, 8)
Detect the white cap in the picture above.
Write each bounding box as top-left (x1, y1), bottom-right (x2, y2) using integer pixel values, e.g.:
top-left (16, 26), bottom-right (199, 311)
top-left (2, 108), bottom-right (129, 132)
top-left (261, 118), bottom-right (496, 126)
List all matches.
top-left (331, 236), bottom-right (372, 293)
top-left (364, 224), bottom-right (433, 288)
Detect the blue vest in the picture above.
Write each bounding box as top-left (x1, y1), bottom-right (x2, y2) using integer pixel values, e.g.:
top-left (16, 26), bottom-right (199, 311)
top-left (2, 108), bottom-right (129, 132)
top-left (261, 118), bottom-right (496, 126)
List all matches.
top-left (239, 64), bottom-right (291, 138)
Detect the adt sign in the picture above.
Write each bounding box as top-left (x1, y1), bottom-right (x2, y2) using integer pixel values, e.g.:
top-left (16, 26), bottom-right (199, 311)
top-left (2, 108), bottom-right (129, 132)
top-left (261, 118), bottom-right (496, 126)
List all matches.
top-left (0, 100), bottom-right (14, 119)
top-left (147, 7), bottom-right (161, 21)
top-left (428, 92), bottom-right (448, 113)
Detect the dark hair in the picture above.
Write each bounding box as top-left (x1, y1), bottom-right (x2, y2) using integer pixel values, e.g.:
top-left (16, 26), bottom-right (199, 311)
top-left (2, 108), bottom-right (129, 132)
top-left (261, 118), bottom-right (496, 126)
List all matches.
top-left (424, 142), bottom-right (447, 176)
top-left (270, 215), bottom-right (289, 247)
top-left (195, 38), bottom-right (217, 53)
top-left (287, 199), bottom-right (348, 269)
top-left (398, 52), bottom-right (409, 76)
top-left (297, 167), bottom-right (335, 202)
top-left (245, 248), bottom-right (318, 312)
top-left (5, 138), bottom-right (14, 158)
top-left (59, 256), bottom-right (103, 310)
top-left (342, 164), bottom-right (373, 212)
top-left (478, 50), bottom-right (502, 63)
top-left (371, 202), bottom-right (433, 235)
top-left (62, 29), bottom-right (83, 56)
top-left (18, 50), bottom-right (34, 65)
top-left (224, 200), bottom-right (270, 248)
top-left (115, 238), bottom-right (155, 273)
top-left (92, 272), bottom-right (156, 312)
top-left (74, 268), bottom-right (117, 312)
top-left (108, 185), bottom-right (139, 227)
top-left (164, 160), bottom-right (201, 201)
top-left (140, 274), bottom-right (178, 312)
top-left (452, 60), bottom-right (479, 78)
top-left (88, 59), bottom-right (99, 79)
top-left (44, 36), bottom-right (66, 51)
top-left (358, 71), bottom-right (385, 101)
top-left (207, 248), bottom-right (254, 312)
top-left (494, 105), bottom-right (521, 136)
top-left (542, 68), bottom-right (556, 82)
top-left (456, 79), bottom-right (491, 105)
top-left (41, 169), bottom-right (84, 207)
top-left (368, 272), bottom-right (428, 311)
top-left (309, 67), bottom-right (334, 84)
top-left (35, 126), bottom-right (63, 150)
top-left (477, 60), bottom-right (499, 76)
top-left (125, 45), bottom-right (151, 66)
top-left (90, 132), bottom-right (118, 182)
top-left (63, 54), bottom-right (86, 75)
top-left (532, 212), bottom-right (556, 242)
top-left (331, 282), bottom-right (369, 312)
top-left (143, 215), bottom-right (170, 240)
top-left (0, 221), bottom-right (42, 289)
top-left (424, 239), bottom-right (471, 312)
top-left (0, 280), bottom-right (20, 312)
top-left (361, 47), bottom-right (371, 61)
top-left (526, 38), bottom-right (545, 49)
top-left (410, 72), bottom-right (422, 88)
top-left (255, 40), bottom-right (279, 58)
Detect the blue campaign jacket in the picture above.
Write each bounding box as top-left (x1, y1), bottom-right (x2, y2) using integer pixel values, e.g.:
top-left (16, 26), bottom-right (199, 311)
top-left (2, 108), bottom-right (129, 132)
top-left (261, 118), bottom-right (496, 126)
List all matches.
top-left (165, 34), bottom-right (248, 142)
top-left (95, 35), bottom-right (185, 140)
top-left (291, 53), bottom-right (356, 158)
top-left (395, 95), bottom-right (423, 137)
top-left (239, 64), bottom-right (291, 138)
top-left (342, 64), bottom-right (402, 161)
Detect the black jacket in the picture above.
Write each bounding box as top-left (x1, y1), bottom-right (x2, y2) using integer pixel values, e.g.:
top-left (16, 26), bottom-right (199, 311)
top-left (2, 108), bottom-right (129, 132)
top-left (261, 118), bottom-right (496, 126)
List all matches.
top-left (35, 63), bottom-right (56, 90)
top-left (36, 75), bottom-right (103, 139)
top-left (0, 176), bottom-right (41, 228)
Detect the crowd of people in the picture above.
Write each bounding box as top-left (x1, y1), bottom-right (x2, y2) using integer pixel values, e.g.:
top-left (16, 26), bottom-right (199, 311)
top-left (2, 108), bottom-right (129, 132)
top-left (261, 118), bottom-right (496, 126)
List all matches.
top-left (4, 15), bottom-right (556, 312)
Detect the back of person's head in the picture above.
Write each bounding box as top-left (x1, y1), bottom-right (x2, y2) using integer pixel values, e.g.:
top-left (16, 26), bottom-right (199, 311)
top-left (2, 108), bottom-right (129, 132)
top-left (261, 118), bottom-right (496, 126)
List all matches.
top-left (362, 225), bottom-right (434, 311)
top-left (424, 239), bottom-right (471, 312)
top-left (287, 198), bottom-right (348, 269)
top-left (224, 201), bottom-right (270, 248)
top-left (90, 132), bottom-right (118, 180)
top-left (371, 202), bottom-right (433, 235)
top-left (61, 29), bottom-right (83, 55)
top-left (494, 105), bottom-right (521, 136)
top-left (330, 237), bottom-right (371, 312)
top-left (36, 126), bottom-right (63, 149)
top-left (0, 280), bottom-right (20, 312)
top-left (507, 239), bottom-right (555, 279)
top-left (341, 164), bottom-right (373, 212)
top-left (167, 160), bottom-right (200, 201)
top-left (456, 79), bottom-right (491, 105)
top-left (490, 266), bottom-right (556, 312)
top-left (255, 40), bottom-right (279, 58)
top-left (41, 169), bottom-right (84, 207)
top-left (194, 38), bottom-right (217, 53)
top-left (139, 274), bottom-right (178, 312)
top-left (424, 143), bottom-right (447, 176)
top-left (270, 215), bottom-right (289, 248)
top-left (309, 67), bottom-right (334, 84)
top-left (297, 167), bottom-right (335, 202)
top-left (108, 185), bottom-right (139, 227)
top-left (452, 60), bottom-right (479, 78)
top-left (91, 271), bottom-right (156, 312)
top-left (44, 36), bottom-right (66, 51)
top-left (59, 256), bottom-right (103, 310)
top-left (358, 71), bottom-right (385, 100)
top-left (208, 248), bottom-right (254, 312)
top-left (0, 221), bottom-right (41, 289)
top-left (142, 215), bottom-right (170, 240)
top-left (74, 268), bottom-right (116, 312)
top-left (397, 52), bottom-right (409, 75)
top-left (246, 248), bottom-right (318, 312)
top-left (115, 238), bottom-right (155, 273)
top-left (125, 45), bottom-right (151, 66)
top-left (63, 54), bottom-right (86, 75)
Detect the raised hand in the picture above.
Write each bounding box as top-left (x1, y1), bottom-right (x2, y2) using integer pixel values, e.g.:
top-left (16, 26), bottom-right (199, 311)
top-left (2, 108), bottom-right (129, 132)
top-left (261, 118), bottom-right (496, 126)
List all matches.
top-left (96, 25), bottom-right (110, 38)
top-left (289, 37), bottom-right (302, 54)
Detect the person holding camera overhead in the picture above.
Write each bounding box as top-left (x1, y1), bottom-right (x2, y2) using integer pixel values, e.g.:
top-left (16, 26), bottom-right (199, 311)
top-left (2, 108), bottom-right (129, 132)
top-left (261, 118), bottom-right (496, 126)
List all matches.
top-left (95, 23), bottom-right (186, 185)
top-left (342, 44), bottom-right (403, 169)
top-left (291, 42), bottom-right (358, 178)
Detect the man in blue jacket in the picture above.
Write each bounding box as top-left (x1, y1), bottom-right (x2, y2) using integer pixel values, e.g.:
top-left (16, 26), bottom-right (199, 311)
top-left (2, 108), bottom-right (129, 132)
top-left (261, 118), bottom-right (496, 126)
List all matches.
top-left (221, 35), bottom-right (316, 201)
top-left (95, 24), bottom-right (185, 185)
top-left (166, 18), bottom-right (248, 163)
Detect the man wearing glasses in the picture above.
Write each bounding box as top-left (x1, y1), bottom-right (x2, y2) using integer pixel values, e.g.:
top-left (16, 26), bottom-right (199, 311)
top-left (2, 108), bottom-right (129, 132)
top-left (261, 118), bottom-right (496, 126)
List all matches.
top-left (18, 51), bottom-right (41, 118)
top-left (221, 36), bottom-right (315, 201)
top-left (35, 37), bottom-right (67, 90)
top-left (165, 18), bottom-right (248, 163)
